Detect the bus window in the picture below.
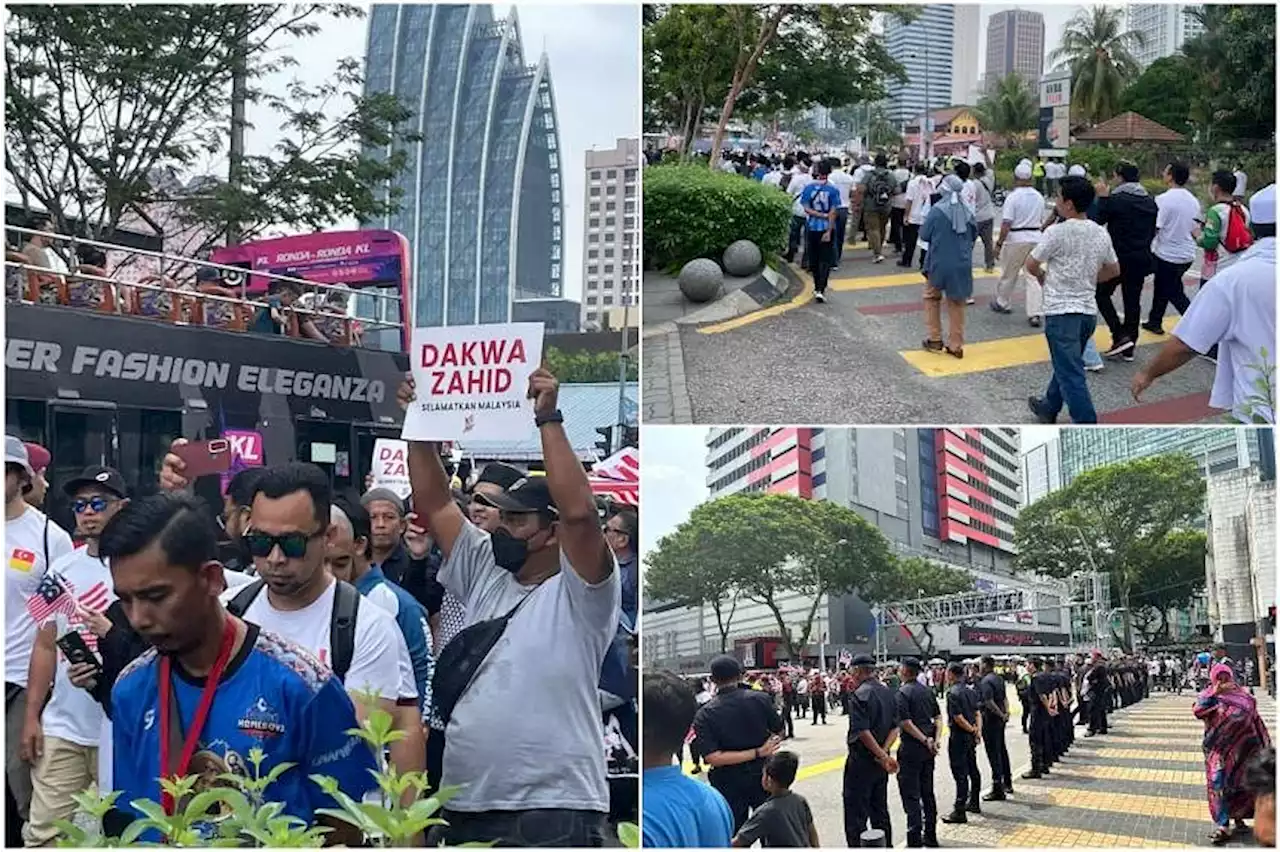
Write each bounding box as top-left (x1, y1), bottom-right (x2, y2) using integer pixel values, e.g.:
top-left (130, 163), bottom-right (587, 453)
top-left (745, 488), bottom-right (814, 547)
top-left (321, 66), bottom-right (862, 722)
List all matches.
top-left (47, 404), bottom-right (117, 534)
top-left (5, 399), bottom-right (47, 446)
top-left (117, 408), bottom-right (184, 500)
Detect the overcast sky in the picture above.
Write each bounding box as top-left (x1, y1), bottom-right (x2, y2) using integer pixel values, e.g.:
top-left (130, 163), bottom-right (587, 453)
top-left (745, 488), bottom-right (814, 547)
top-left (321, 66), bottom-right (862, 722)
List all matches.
top-left (240, 3), bottom-right (639, 304)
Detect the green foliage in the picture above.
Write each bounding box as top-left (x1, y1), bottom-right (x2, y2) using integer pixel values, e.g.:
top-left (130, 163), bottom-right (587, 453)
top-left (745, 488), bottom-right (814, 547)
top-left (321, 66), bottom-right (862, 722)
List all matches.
top-left (1119, 56), bottom-right (1194, 136)
top-left (618, 822), bottom-right (640, 848)
top-left (4, 5), bottom-right (418, 260)
top-left (974, 74), bottom-right (1039, 149)
top-left (1238, 346), bottom-right (1276, 425)
top-left (1015, 453), bottom-right (1206, 651)
top-left (1049, 6), bottom-right (1146, 126)
top-left (643, 164), bottom-right (791, 270)
top-left (1129, 529), bottom-right (1207, 645)
top-left (645, 523), bottom-right (744, 651)
top-left (1181, 5), bottom-right (1276, 143)
top-left (544, 347), bottom-right (637, 383)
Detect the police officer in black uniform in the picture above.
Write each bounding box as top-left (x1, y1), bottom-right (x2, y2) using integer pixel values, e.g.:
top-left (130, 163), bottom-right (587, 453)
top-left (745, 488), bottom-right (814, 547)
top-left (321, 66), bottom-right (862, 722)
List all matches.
top-left (941, 663), bottom-right (982, 824)
top-left (692, 655), bottom-right (785, 831)
top-left (1085, 651), bottom-right (1109, 736)
top-left (1052, 658), bottom-right (1073, 759)
top-left (977, 655), bottom-right (1012, 800)
top-left (895, 658), bottom-right (941, 848)
top-left (1022, 657), bottom-right (1054, 779)
top-left (845, 653), bottom-right (900, 847)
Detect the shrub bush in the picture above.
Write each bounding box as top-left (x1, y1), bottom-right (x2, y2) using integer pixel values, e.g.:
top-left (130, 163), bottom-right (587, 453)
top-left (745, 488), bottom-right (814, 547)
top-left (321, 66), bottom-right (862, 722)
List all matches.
top-left (643, 164), bottom-right (792, 272)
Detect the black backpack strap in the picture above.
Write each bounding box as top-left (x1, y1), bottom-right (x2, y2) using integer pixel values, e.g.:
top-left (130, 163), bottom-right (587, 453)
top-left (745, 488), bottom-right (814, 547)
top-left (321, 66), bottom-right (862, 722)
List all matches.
top-left (329, 581), bottom-right (360, 682)
top-left (42, 516), bottom-right (49, 575)
top-left (226, 579), bottom-right (266, 618)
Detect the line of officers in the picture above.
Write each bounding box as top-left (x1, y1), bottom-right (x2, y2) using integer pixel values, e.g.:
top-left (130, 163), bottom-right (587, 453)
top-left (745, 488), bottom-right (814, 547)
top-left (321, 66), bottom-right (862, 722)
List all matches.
top-left (693, 650), bottom-right (1151, 848)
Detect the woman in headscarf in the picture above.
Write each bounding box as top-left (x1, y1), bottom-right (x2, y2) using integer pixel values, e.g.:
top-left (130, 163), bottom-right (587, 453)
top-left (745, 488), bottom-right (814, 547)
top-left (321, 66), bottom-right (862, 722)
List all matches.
top-left (920, 173), bottom-right (977, 358)
top-left (1194, 662), bottom-right (1272, 844)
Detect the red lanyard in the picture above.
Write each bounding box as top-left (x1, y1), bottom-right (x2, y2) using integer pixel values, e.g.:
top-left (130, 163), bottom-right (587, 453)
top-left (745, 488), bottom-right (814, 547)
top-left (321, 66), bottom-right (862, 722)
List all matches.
top-left (158, 617), bottom-right (238, 816)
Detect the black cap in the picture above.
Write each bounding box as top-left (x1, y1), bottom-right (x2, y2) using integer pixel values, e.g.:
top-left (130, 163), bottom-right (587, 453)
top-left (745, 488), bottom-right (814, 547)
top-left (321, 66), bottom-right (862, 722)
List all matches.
top-left (851, 653), bottom-right (876, 667)
top-left (62, 466), bottom-right (128, 500)
top-left (475, 462), bottom-right (526, 491)
top-left (709, 655), bottom-right (743, 681)
top-left (473, 475), bottom-right (557, 516)
top-left (901, 657), bottom-right (922, 671)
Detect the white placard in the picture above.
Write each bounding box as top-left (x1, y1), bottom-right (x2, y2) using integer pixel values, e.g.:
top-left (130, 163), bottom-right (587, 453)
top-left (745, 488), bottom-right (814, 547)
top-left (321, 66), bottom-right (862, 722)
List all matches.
top-left (402, 322), bottom-right (544, 441)
top-left (371, 438), bottom-right (412, 499)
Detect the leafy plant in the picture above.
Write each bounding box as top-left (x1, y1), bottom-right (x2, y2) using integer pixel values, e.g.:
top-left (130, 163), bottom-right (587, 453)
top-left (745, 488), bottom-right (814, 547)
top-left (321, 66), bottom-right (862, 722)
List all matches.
top-left (974, 74), bottom-right (1038, 150)
top-left (1048, 5), bottom-right (1146, 126)
top-left (1237, 346), bottom-right (1276, 425)
top-left (545, 347), bottom-right (638, 383)
top-left (618, 821), bottom-right (640, 848)
top-left (643, 164), bottom-right (791, 271)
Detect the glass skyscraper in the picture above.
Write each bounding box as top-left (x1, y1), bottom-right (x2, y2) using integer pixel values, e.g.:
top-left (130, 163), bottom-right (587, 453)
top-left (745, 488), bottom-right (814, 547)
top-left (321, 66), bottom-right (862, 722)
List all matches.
top-left (1059, 427), bottom-right (1264, 484)
top-left (364, 5), bottom-right (564, 327)
top-left (884, 6), bottom-right (956, 125)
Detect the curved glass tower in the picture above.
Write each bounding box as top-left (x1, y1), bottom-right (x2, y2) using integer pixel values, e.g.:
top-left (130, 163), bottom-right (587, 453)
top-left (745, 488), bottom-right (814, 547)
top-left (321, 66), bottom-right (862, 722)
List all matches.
top-left (365, 5), bottom-right (564, 327)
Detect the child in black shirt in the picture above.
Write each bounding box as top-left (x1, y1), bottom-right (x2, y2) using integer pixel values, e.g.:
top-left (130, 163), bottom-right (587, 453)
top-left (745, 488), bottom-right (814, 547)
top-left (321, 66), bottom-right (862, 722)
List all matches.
top-left (732, 751), bottom-right (819, 847)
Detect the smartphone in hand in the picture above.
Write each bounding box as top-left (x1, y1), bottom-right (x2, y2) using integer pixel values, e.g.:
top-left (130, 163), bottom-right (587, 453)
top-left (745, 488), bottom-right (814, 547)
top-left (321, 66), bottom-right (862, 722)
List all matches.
top-left (56, 630), bottom-right (101, 672)
top-left (172, 439), bottom-right (233, 479)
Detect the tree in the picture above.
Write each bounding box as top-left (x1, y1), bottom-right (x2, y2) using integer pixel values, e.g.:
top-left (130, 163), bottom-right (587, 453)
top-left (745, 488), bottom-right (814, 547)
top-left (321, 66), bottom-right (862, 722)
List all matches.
top-left (1014, 453), bottom-right (1206, 652)
top-left (543, 348), bottom-right (638, 384)
top-left (5, 5), bottom-right (417, 263)
top-left (1048, 6), bottom-right (1146, 126)
top-left (1181, 5), bottom-right (1277, 143)
top-left (973, 74), bottom-right (1039, 150)
top-left (642, 5), bottom-right (739, 154)
top-left (1128, 529), bottom-right (1207, 646)
top-left (644, 526), bottom-right (743, 653)
top-left (1119, 56), bottom-right (1194, 137)
top-left (861, 556), bottom-right (976, 657)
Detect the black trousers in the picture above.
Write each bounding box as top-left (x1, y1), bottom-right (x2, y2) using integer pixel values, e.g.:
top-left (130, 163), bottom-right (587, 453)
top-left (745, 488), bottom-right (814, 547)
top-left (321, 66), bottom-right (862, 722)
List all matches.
top-left (1149, 258), bottom-right (1192, 326)
top-left (811, 691), bottom-right (827, 723)
top-left (896, 746), bottom-right (937, 839)
top-left (982, 718), bottom-right (1012, 788)
top-left (1029, 716), bottom-right (1049, 772)
top-left (889, 207), bottom-right (905, 251)
top-left (782, 696), bottom-right (796, 738)
top-left (427, 808), bottom-right (608, 847)
top-left (901, 223), bottom-right (921, 266)
top-left (948, 735), bottom-right (980, 808)
top-left (1097, 258), bottom-right (1148, 344)
top-left (844, 754), bottom-right (892, 847)
top-left (786, 215), bottom-right (806, 265)
top-left (806, 230), bottom-right (834, 293)
top-left (710, 769), bottom-right (768, 833)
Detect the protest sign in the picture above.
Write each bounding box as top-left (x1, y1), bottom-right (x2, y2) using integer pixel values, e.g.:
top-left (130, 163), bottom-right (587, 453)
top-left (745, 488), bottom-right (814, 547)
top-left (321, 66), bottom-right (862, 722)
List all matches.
top-left (220, 430), bottom-right (264, 495)
top-left (402, 322), bottom-right (544, 441)
top-left (371, 438), bottom-right (412, 499)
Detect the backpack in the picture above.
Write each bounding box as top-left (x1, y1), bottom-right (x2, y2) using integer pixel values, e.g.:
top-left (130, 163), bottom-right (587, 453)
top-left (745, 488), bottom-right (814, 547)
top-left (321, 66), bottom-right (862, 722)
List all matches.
top-left (1222, 202), bottom-right (1254, 254)
top-left (866, 168), bottom-right (894, 213)
top-left (227, 578), bottom-right (360, 681)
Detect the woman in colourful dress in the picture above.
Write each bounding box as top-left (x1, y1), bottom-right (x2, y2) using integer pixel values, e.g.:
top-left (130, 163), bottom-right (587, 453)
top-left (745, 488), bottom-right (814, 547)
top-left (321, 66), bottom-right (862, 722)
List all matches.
top-left (1194, 662), bottom-right (1272, 844)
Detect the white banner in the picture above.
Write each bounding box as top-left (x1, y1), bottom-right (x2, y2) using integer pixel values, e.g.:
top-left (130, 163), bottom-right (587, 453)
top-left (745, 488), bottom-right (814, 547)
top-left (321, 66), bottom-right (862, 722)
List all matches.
top-left (371, 439), bottom-right (412, 499)
top-left (402, 322), bottom-right (544, 441)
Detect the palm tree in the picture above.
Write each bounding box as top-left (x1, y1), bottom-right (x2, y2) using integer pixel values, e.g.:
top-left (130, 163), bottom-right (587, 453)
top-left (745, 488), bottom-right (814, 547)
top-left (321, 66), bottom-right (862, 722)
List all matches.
top-left (1049, 6), bottom-right (1147, 126)
top-left (973, 74), bottom-right (1038, 149)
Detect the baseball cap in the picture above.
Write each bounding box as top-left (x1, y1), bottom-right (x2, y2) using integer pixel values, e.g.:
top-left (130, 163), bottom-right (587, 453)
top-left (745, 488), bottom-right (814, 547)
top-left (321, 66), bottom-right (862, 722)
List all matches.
top-left (1015, 163), bottom-right (1033, 180)
top-left (709, 655), bottom-right (743, 681)
top-left (4, 435), bottom-right (33, 480)
top-left (474, 462), bottom-right (526, 491)
top-left (62, 466), bottom-right (128, 499)
top-left (1249, 184), bottom-right (1275, 226)
top-left (473, 475), bottom-right (557, 516)
top-left (23, 442), bottom-right (50, 473)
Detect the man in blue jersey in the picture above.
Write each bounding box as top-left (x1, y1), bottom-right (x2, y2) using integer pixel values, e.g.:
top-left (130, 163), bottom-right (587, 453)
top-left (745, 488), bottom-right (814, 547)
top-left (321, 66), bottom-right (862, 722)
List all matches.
top-left (798, 160), bottom-right (842, 303)
top-left (99, 492), bottom-right (376, 845)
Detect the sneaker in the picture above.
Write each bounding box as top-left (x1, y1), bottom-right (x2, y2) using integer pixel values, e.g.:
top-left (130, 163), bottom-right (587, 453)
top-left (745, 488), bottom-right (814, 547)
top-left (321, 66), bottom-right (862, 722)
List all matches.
top-left (1103, 338), bottom-right (1136, 358)
top-left (1085, 362), bottom-right (1105, 373)
top-left (965, 297), bottom-right (976, 305)
top-left (1028, 397), bottom-right (1055, 424)
top-left (1029, 316), bottom-right (1042, 328)
top-left (814, 291), bottom-right (826, 303)
top-left (1141, 322), bottom-right (1165, 335)
top-left (1121, 351), bottom-right (1135, 363)
top-left (990, 301), bottom-right (1013, 315)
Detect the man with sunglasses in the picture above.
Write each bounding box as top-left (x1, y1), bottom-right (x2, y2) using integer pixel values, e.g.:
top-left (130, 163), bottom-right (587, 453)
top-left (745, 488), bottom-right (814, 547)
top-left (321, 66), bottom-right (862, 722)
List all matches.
top-left (20, 467), bottom-right (127, 846)
top-left (604, 509), bottom-right (638, 628)
top-left (400, 366), bottom-right (621, 846)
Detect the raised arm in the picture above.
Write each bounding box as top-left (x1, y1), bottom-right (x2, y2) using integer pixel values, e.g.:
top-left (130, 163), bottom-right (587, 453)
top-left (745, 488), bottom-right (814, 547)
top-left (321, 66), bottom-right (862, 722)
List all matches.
top-left (398, 375), bottom-right (468, 557)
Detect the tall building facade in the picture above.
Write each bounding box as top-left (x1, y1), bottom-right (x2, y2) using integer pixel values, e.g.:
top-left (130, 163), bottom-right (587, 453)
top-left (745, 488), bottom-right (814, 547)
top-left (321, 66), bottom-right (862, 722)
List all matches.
top-left (951, 4), bottom-right (982, 105)
top-left (885, 6), bottom-right (956, 124)
top-left (581, 138), bottom-right (641, 330)
top-left (984, 9), bottom-right (1045, 93)
top-left (364, 5), bottom-right (564, 327)
top-left (1059, 428), bottom-right (1264, 485)
top-left (1126, 4), bottom-right (1205, 69)
top-left (1022, 439), bottom-right (1062, 506)
top-left (1204, 464), bottom-right (1275, 663)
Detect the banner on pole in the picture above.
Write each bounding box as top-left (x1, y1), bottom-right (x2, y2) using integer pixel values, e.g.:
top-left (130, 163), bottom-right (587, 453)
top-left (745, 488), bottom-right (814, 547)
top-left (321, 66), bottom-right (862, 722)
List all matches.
top-left (402, 322), bottom-right (544, 441)
top-left (371, 438), bottom-right (412, 499)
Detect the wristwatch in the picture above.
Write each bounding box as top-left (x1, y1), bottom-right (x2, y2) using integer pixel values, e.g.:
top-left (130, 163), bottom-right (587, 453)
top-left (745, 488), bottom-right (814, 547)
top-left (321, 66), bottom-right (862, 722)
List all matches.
top-left (534, 409), bottom-right (564, 427)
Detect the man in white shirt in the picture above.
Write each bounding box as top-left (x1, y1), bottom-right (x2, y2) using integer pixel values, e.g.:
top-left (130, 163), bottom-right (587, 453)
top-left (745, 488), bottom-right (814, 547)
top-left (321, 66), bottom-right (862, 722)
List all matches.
top-left (5, 436), bottom-right (76, 834)
top-left (828, 158), bottom-right (855, 266)
top-left (20, 467), bottom-right (128, 846)
top-left (993, 162), bottom-right (1048, 324)
top-left (1133, 184), bottom-right (1276, 423)
top-left (970, 162), bottom-right (998, 272)
top-left (1025, 175), bottom-right (1121, 424)
top-left (1146, 161), bottom-right (1201, 332)
top-left (890, 163), bottom-right (911, 254)
top-left (899, 163), bottom-right (932, 268)
top-left (762, 158), bottom-right (786, 190)
top-left (784, 160), bottom-right (814, 268)
top-left (1233, 166), bottom-right (1248, 201)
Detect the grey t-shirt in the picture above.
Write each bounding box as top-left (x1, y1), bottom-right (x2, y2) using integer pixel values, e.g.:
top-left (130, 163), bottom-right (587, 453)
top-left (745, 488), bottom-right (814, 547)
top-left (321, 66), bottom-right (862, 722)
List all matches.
top-left (736, 790), bottom-right (815, 847)
top-left (439, 521), bottom-right (621, 812)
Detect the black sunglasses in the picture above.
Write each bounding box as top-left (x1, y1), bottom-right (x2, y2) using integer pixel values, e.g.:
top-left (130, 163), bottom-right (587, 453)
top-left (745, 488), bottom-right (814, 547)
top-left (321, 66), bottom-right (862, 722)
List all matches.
top-left (244, 527), bottom-right (324, 560)
top-left (73, 496), bottom-right (118, 514)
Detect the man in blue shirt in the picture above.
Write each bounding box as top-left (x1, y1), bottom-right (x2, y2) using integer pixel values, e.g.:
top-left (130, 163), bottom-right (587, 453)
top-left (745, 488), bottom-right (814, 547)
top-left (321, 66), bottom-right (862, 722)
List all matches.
top-left (642, 671), bottom-right (733, 848)
top-left (798, 160), bottom-right (842, 303)
top-left (100, 492), bottom-right (376, 845)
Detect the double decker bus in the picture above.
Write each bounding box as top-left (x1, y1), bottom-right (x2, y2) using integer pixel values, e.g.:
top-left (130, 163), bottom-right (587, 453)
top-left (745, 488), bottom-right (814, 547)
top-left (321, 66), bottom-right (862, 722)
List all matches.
top-left (5, 221), bottom-right (413, 531)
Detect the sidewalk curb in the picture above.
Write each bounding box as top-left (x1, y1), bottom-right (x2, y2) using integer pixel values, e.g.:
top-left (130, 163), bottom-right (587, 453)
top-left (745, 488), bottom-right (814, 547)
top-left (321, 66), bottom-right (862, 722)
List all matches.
top-left (666, 264), bottom-right (791, 327)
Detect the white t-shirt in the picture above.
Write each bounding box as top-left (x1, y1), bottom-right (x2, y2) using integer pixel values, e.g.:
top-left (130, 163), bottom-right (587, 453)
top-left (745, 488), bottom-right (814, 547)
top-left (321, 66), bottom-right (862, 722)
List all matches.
top-left (762, 170), bottom-right (784, 189)
top-left (906, 176), bottom-right (933, 225)
top-left (1153, 187), bottom-right (1202, 264)
top-left (959, 180), bottom-right (978, 217)
top-left (1031, 218), bottom-right (1118, 316)
top-left (5, 507), bottom-right (76, 687)
top-left (1233, 170), bottom-right (1247, 197)
top-left (360, 582), bottom-right (418, 703)
top-left (223, 578), bottom-right (402, 701)
top-left (1002, 186), bottom-right (1047, 245)
top-left (1173, 238), bottom-right (1276, 420)
top-left (828, 169), bottom-right (855, 210)
top-left (1208, 201), bottom-right (1253, 273)
top-left (787, 172), bottom-right (812, 217)
top-left (39, 549), bottom-right (115, 747)
top-left (796, 678), bottom-right (809, 695)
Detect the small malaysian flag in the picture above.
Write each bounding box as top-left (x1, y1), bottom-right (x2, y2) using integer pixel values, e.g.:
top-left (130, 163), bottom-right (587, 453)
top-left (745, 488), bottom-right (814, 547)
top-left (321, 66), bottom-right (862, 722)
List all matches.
top-left (74, 582), bottom-right (110, 652)
top-left (26, 573), bottom-right (77, 625)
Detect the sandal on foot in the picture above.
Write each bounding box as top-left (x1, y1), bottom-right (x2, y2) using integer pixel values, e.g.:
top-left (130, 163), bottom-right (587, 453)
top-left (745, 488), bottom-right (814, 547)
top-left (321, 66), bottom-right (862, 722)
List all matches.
top-left (945, 346), bottom-right (964, 359)
top-left (922, 339), bottom-right (944, 353)
top-left (1210, 828), bottom-right (1230, 846)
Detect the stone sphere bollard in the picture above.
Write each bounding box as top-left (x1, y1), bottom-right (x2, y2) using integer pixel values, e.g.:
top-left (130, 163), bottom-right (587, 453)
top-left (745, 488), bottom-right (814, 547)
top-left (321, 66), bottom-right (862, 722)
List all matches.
top-left (723, 239), bottom-right (763, 276)
top-left (678, 258), bottom-right (724, 303)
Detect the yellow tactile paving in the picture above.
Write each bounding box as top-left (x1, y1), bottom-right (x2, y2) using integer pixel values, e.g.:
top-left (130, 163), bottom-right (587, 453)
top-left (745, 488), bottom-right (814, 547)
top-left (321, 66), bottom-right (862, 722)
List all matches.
top-left (1028, 786), bottom-right (1208, 821)
top-left (1072, 735), bottom-right (1201, 748)
top-left (830, 267), bottom-right (990, 292)
top-left (997, 825), bottom-right (1182, 848)
top-left (1045, 764), bottom-right (1203, 786)
top-left (1074, 747), bottom-right (1203, 762)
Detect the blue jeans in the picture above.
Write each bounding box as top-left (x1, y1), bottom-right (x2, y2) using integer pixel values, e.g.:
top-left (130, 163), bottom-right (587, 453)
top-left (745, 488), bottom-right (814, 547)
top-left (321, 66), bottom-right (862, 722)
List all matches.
top-left (1083, 338), bottom-right (1103, 368)
top-left (1039, 313), bottom-right (1098, 423)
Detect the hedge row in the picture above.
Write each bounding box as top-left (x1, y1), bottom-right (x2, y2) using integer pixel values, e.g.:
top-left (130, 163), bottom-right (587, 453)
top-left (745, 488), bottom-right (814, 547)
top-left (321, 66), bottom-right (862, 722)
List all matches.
top-left (643, 164), bottom-right (792, 271)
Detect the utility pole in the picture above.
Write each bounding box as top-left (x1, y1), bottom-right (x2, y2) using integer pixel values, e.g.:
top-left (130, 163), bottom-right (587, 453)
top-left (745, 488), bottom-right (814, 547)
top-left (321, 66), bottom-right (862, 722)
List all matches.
top-left (613, 303), bottom-right (630, 454)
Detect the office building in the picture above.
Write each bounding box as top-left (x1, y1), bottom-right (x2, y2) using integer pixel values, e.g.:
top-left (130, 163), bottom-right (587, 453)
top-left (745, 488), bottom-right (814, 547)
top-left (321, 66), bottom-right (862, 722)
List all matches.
top-left (582, 138), bottom-right (641, 330)
top-left (885, 6), bottom-right (956, 124)
top-left (364, 4), bottom-right (563, 327)
top-left (985, 9), bottom-right (1045, 93)
top-left (1022, 439), bottom-right (1062, 506)
top-left (1059, 427), bottom-right (1264, 485)
top-left (644, 427), bottom-right (1075, 672)
top-left (1126, 4), bottom-right (1205, 69)
top-left (513, 298), bottom-right (581, 333)
top-left (1205, 464), bottom-right (1275, 662)
top-left (951, 4), bottom-right (982, 105)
